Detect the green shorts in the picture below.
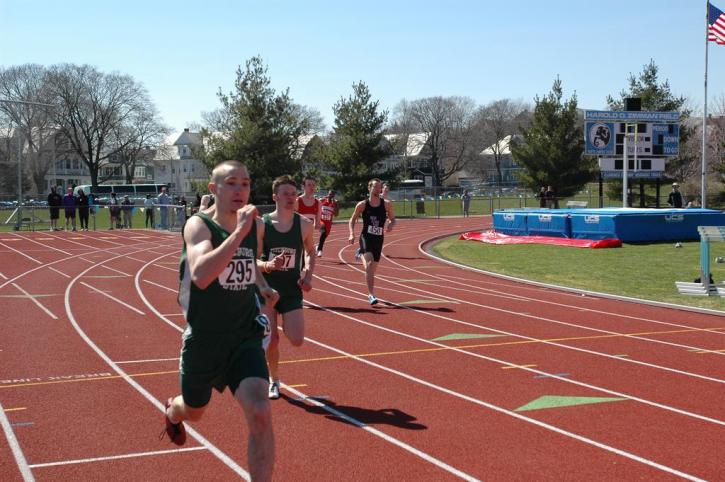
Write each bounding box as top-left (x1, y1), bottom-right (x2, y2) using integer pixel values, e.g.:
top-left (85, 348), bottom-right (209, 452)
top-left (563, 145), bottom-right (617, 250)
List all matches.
top-left (179, 330), bottom-right (268, 408)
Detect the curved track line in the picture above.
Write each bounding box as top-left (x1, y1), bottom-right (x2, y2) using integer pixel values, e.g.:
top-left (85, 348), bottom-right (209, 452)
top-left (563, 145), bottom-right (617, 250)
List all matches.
top-left (63, 247), bottom-right (251, 480)
top-left (0, 402), bottom-right (35, 482)
top-left (309, 281), bottom-right (725, 426)
top-left (300, 303), bottom-right (706, 482)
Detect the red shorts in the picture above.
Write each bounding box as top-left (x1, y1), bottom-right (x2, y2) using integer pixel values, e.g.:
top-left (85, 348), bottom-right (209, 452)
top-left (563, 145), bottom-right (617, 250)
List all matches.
top-left (320, 221), bottom-right (332, 234)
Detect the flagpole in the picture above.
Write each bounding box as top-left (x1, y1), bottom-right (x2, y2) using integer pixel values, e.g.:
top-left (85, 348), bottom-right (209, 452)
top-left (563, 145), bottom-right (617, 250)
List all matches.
top-left (702, 0), bottom-right (710, 208)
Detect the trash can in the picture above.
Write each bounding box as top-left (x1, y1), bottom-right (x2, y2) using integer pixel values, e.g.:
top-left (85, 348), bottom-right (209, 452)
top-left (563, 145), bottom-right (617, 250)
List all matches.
top-left (416, 200), bottom-right (425, 214)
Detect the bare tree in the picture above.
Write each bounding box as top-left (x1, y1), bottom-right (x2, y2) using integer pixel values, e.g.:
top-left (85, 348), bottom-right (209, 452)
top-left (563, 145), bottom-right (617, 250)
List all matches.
top-left (0, 64), bottom-right (56, 194)
top-left (47, 64), bottom-right (156, 189)
top-left (476, 99), bottom-right (530, 191)
top-left (110, 104), bottom-right (169, 183)
top-left (393, 96), bottom-right (479, 186)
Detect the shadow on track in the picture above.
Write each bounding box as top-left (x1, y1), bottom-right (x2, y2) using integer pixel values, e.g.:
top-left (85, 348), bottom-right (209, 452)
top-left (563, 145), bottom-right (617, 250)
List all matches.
top-left (282, 394), bottom-right (427, 430)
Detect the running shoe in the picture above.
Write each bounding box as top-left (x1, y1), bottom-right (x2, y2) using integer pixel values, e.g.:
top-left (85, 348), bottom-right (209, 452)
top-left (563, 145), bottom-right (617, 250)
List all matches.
top-left (268, 381), bottom-right (280, 400)
top-left (162, 398), bottom-right (186, 446)
top-left (316, 250), bottom-right (322, 258)
top-left (368, 294), bottom-right (378, 305)
top-left (355, 249), bottom-right (362, 260)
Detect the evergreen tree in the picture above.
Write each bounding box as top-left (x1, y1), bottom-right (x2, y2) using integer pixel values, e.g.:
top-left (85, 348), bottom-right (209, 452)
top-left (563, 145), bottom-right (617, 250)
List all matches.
top-left (202, 56), bottom-right (309, 203)
top-left (327, 82), bottom-right (390, 201)
top-left (511, 78), bottom-right (594, 197)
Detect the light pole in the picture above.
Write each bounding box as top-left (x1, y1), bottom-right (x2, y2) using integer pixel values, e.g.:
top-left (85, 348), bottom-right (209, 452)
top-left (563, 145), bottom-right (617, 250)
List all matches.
top-left (0, 98), bottom-right (56, 229)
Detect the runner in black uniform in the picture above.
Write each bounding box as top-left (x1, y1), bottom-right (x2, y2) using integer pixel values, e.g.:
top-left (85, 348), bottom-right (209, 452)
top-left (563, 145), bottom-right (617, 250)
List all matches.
top-left (348, 178), bottom-right (396, 305)
top-left (163, 160), bottom-right (279, 481)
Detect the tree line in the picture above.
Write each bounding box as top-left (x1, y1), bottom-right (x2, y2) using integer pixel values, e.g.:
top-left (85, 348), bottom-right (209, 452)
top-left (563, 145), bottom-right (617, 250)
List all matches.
top-left (2, 58), bottom-right (723, 205)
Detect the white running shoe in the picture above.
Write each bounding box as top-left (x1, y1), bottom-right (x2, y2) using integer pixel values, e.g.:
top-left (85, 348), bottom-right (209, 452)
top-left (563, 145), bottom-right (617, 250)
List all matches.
top-left (368, 294), bottom-right (378, 305)
top-left (268, 380), bottom-right (280, 400)
top-left (316, 250), bottom-right (322, 258)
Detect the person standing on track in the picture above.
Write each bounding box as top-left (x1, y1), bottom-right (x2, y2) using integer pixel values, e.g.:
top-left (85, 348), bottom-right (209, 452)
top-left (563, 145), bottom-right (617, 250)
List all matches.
top-left (348, 178), bottom-right (395, 305)
top-left (260, 175), bottom-right (316, 400)
top-left (315, 190), bottom-right (339, 258)
top-left (163, 160), bottom-right (279, 482)
top-left (62, 187), bottom-right (77, 232)
top-left (295, 175), bottom-right (320, 228)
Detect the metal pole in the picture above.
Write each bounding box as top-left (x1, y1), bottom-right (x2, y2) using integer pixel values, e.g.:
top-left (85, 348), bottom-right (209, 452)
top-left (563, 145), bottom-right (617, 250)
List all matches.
top-left (623, 133), bottom-right (629, 207)
top-left (702, 0), bottom-right (710, 208)
top-left (16, 126), bottom-right (22, 230)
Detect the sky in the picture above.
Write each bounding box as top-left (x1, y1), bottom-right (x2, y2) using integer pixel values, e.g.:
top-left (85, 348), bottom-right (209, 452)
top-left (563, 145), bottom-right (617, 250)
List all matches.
top-left (3, 0), bottom-right (725, 134)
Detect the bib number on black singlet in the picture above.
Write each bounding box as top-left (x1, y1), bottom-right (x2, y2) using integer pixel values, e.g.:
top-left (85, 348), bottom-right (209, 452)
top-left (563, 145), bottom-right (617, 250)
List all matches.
top-left (270, 248), bottom-right (296, 270)
top-left (219, 258), bottom-right (255, 289)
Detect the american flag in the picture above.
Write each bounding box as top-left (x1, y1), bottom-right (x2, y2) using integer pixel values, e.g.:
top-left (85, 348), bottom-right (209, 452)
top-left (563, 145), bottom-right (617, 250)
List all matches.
top-left (710, 2), bottom-right (725, 45)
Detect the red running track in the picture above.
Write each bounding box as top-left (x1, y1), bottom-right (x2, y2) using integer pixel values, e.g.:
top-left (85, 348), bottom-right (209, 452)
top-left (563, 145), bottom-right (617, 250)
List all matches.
top-left (0, 218), bottom-right (723, 481)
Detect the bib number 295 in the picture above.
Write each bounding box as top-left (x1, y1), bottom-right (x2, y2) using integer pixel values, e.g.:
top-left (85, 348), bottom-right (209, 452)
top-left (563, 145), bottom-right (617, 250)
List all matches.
top-left (219, 258), bottom-right (255, 288)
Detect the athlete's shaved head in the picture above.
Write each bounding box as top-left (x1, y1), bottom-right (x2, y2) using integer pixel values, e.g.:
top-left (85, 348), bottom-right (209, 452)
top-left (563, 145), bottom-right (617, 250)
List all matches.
top-left (211, 160), bottom-right (248, 184)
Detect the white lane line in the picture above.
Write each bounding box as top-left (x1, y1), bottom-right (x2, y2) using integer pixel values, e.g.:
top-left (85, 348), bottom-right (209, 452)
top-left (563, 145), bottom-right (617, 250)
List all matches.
top-left (48, 267), bottom-right (71, 278)
top-left (302, 308), bottom-right (706, 482)
top-left (0, 271), bottom-right (7, 279)
top-left (161, 313), bottom-right (184, 317)
top-left (0, 242), bottom-right (42, 265)
top-left (66, 251), bottom-right (251, 480)
top-left (283, 383), bottom-right (480, 481)
top-left (143, 279), bottom-right (177, 292)
top-left (29, 446), bottom-right (206, 468)
top-left (11, 283), bottom-right (58, 320)
top-left (84, 275), bottom-right (128, 279)
top-left (152, 264), bottom-right (178, 273)
top-left (115, 357), bottom-right (179, 364)
top-left (311, 285), bottom-right (725, 427)
top-left (134, 253), bottom-right (191, 333)
top-left (98, 265), bottom-right (131, 277)
top-left (80, 282), bottom-right (145, 316)
top-left (0, 402), bottom-right (35, 482)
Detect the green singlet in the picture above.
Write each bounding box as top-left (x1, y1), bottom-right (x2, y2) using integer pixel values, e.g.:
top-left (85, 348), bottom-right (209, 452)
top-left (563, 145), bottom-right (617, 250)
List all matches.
top-left (177, 212), bottom-right (270, 407)
top-left (261, 212), bottom-right (304, 313)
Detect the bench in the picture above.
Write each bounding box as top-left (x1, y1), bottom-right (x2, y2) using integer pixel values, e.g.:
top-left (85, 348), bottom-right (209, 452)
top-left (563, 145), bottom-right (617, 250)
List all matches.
top-left (566, 201), bottom-right (588, 208)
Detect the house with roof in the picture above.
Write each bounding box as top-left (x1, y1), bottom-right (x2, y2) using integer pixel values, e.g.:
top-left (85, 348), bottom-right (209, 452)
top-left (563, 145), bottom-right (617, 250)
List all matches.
top-left (153, 128), bottom-right (209, 195)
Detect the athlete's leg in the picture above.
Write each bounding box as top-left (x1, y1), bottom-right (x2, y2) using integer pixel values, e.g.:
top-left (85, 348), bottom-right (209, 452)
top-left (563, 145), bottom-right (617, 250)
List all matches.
top-left (361, 253), bottom-right (378, 296)
top-left (264, 306), bottom-right (281, 382)
top-left (235, 377), bottom-right (274, 482)
top-left (280, 308), bottom-right (305, 347)
top-left (166, 395), bottom-right (206, 423)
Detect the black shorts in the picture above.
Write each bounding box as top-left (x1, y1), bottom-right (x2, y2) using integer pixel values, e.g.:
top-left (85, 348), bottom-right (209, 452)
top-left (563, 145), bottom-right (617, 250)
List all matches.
top-left (360, 234), bottom-right (384, 262)
top-left (49, 208), bottom-right (60, 220)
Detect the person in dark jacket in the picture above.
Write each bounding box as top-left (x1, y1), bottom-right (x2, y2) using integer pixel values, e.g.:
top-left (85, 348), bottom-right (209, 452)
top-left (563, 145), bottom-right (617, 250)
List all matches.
top-left (667, 182), bottom-right (684, 208)
top-left (47, 186), bottom-right (62, 231)
top-left (77, 190), bottom-right (90, 231)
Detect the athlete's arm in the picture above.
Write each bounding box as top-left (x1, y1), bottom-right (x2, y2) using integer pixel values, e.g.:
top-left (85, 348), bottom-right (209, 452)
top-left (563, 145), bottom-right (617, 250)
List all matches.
top-left (184, 205), bottom-right (257, 290)
top-left (298, 216), bottom-right (315, 292)
top-left (332, 200), bottom-right (339, 217)
top-left (315, 200), bottom-right (321, 228)
top-left (348, 201), bottom-right (365, 244)
top-left (385, 199), bottom-right (396, 233)
top-left (253, 218), bottom-right (280, 306)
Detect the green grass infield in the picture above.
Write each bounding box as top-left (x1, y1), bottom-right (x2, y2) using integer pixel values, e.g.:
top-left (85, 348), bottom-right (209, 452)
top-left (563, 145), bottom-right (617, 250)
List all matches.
top-left (430, 235), bottom-right (725, 312)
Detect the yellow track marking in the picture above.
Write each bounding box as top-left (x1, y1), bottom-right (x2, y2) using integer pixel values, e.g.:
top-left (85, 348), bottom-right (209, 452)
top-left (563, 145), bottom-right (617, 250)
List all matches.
top-left (3, 407), bottom-right (26, 412)
top-left (501, 364), bottom-right (537, 370)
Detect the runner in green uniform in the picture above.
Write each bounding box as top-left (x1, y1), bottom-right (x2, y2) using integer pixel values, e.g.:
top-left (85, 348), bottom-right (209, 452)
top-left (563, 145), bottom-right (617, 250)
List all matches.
top-left (163, 160), bottom-right (279, 482)
top-left (259, 175), bottom-right (316, 399)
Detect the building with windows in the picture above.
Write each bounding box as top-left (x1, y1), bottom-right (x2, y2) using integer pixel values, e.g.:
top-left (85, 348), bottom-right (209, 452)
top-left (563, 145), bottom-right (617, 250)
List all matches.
top-left (153, 128), bottom-right (209, 196)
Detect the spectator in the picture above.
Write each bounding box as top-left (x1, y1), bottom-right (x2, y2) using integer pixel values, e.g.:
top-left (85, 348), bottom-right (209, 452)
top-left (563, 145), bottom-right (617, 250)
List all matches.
top-left (667, 182), bottom-right (684, 208)
top-left (545, 185), bottom-right (556, 209)
top-left (461, 189), bottom-right (472, 217)
top-left (191, 192), bottom-right (202, 214)
top-left (47, 186), bottom-right (62, 231)
top-left (109, 192), bottom-right (121, 230)
top-left (179, 195), bottom-right (188, 222)
top-left (77, 189), bottom-right (90, 231)
top-left (537, 186), bottom-right (547, 208)
top-left (144, 194), bottom-right (155, 228)
top-left (62, 187), bottom-right (77, 231)
top-left (200, 194), bottom-right (213, 211)
top-left (121, 195), bottom-right (133, 229)
top-left (158, 187), bottom-right (169, 229)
